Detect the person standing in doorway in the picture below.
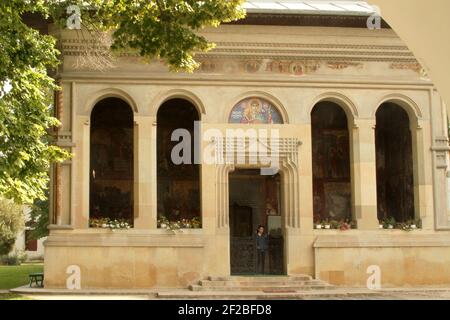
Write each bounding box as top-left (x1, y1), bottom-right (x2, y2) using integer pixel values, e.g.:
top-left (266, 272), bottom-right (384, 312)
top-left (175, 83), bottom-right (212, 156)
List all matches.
top-left (255, 225), bottom-right (269, 274)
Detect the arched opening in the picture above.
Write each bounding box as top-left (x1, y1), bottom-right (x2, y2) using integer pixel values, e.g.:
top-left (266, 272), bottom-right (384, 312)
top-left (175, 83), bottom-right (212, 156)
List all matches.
top-left (376, 102), bottom-right (415, 225)
top-left (157, 99), bottom-right (201, 228)
top-left (89, 97), bottom-right (134, 227)
top-left (311, 101), bottom-right (352, 226)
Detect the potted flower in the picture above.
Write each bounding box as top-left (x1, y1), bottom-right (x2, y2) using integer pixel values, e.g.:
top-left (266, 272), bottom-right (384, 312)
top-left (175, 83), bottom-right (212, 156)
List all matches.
top-left (89, 217), bottom-right (131, 230)
top-left (381, 217), bottom-right (396, 229)
top-left (314, 220), bottom-right (323, 229)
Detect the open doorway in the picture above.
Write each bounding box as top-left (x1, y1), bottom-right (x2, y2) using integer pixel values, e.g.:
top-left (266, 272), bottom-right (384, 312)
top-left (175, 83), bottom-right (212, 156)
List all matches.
top-left (229, 169), bottom-right (284, 275)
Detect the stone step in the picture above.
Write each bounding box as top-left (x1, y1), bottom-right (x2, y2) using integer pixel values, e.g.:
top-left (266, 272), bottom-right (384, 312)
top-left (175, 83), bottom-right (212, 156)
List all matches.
top-left (157, 289), bottom-right (372, 300)
top-left (207, 275), bottom-right (312, 282)
top-left (199, 280), bottom-right (324, 287)
top-left (189, 284), bottom-right (335, 292)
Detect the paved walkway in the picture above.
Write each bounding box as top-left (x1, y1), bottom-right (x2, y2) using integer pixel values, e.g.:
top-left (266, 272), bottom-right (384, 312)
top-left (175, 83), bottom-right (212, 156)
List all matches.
top-left (7, 286), bottom-right (450, 300)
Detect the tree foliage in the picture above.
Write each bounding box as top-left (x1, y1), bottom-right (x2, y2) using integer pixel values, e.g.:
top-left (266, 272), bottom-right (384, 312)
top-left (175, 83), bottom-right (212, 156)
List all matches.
top-left (0, 198), bottom-right (24, 256)
top-left (0, 1), bottom-right (70, 204)
top-left (53, 0), bottom-right (245, 71)
top-left (0, 1), bottom-right (244, 205)
top-left (28, 189), bottom-right (50, 240)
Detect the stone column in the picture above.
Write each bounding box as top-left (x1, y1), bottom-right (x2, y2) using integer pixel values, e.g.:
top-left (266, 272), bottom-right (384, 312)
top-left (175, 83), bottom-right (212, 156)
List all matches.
top-left (350, 119), bottom-right (379, 229)
top-left (430, 90), bottom-right (450, 229)
top-left (133, 115), bottom-right (156, 229)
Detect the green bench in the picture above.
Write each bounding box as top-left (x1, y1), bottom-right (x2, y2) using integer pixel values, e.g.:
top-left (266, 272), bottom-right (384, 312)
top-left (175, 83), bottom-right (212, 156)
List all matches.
top-left (29, 272), bottom-right (44, 288)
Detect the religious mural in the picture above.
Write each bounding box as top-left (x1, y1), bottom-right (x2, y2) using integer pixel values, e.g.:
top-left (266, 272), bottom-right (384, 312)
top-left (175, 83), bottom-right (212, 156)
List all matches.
top-left (229, 97), bottom-right (283, 124)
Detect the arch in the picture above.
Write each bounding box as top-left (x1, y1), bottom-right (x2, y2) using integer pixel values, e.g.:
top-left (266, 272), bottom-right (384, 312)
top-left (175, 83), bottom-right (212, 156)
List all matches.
top-left (156, 98), bottom-right (201, 227)
top-left (227, 91), bottom-right (289, 124)
top-left (375, 102), bottom-right (415, 223)
top-left (89, 97), bottom-right (135, 225)
top-left (311, 100), bottom-right (352, 224)
top-left (309, 92), bottom-right (359, 125)
top-left (151, 89), bottom-right (206, 118)
top-left (374, 93), bottom-right (422, 127)
top-left (86, 88), bottom-right (138, 115)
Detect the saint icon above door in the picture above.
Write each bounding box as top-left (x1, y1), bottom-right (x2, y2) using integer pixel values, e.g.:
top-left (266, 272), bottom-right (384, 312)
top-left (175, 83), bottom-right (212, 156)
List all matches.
top-left (229, 97), bottom-right (283, 124)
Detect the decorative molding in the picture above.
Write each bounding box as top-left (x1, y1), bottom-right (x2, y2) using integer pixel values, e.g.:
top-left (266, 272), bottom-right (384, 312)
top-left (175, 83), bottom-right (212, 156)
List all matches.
top-left (198, 58), bottom-right (322, 76)
top-left (45, 233), bottom-right (205, 248)
top-left (214, 137), bottom-right (301, 228)
top-left (314, 234), bottom-right (450, 248)
top-left (432, 136), bottom-right (450, 169)
top-left (390, 62), bottom-right (428, 76)
top-left (213, 42), bottom-right (409, 51)
top-left (59, 39), bottom-right (419, 68)
top-left (327, 61), bottom-right (363, 70)
top-left (55, 131), bottom-right (75, 148)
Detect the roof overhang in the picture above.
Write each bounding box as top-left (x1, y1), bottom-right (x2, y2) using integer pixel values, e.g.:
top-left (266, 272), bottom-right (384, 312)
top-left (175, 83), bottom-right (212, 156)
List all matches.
top-left (243, 1), bottom-right (377, 16)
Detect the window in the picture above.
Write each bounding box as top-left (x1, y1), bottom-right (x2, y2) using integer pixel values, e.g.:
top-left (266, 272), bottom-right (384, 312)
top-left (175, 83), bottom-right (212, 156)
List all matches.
top-left (376, 102), bottom-right (415, 223)
top-left (311, 101), bottom-right (351, 224)
top-left (157, 99), bottom-right (201, 227)
top-left (89, 98), bottom-right (134, 226)
top-left (25, 230), bottom-right (37, 251)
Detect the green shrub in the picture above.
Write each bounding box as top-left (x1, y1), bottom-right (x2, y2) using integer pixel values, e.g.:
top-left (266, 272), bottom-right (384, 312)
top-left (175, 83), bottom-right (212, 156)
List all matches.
top-left (0, 250), bottom-right (27, 266)
top-left (0, 199), bottom-right (24, 256)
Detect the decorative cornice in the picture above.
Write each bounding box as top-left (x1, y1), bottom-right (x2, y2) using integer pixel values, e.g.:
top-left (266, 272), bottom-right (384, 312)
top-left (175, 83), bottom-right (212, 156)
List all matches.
top-left (59, 39), bottom-right (417, 65)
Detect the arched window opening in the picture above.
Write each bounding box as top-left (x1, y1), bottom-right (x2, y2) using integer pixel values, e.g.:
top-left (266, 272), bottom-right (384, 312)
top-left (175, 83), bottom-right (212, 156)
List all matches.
top-left (157, 99), bottom-right (201, 228)
top-left (89, 97), bottom-right (134, 228)
top-left (312, 101), bottom-right (352, 227)
top-left (376, 103), bottom-right (415, 226)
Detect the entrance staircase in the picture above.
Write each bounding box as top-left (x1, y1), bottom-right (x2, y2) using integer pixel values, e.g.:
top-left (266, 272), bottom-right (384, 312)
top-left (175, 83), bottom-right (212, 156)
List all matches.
top-left (156, 275), bottom-right (346, 299)
top-left (190, 275), bottom-right (334, 292)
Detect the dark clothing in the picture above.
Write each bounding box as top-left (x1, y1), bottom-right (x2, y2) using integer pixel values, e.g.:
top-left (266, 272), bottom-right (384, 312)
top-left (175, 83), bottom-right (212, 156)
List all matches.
top-left (257, 250), bottom-right (266, 274)
top-left (255, 233), bottom-right (269, 274)
top-left (255, 233), bottom-right (269, 251)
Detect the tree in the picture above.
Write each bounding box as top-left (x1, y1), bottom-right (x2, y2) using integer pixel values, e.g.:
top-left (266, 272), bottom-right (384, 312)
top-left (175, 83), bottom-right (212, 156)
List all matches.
top-left (0, 1), bottom-right (69, 204)
top-left (55, 0), bottom-right (246, 71)
top-left (0, 1), bottom-right (245, 205)
top-left (0, 198), bottom-right (24, 256)
top-left (28, 189), bottom-right (50, 240)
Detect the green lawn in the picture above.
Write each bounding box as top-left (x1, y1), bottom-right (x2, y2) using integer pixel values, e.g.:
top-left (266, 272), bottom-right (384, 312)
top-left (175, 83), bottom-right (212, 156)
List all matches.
top-left (0, 293), bottom-right (33, 300)
top-left (0, 263), bottom-right (43, 290)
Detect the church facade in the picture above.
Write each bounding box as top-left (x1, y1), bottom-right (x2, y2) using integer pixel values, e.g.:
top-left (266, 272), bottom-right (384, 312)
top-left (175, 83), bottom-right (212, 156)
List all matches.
top-left (44, 9), bottom-right (450, 288)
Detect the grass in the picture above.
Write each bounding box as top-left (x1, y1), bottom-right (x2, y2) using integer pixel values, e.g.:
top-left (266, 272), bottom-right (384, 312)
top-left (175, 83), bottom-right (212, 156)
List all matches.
top-left (0, 293), bottom-right (33, 300)
top-left (0, 263), bottom-right (43, 290)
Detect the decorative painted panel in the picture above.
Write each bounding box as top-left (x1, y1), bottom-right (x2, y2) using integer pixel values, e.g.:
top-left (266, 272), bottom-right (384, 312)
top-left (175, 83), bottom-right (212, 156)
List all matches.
top-left (229, 97), bottom-right (283, 124)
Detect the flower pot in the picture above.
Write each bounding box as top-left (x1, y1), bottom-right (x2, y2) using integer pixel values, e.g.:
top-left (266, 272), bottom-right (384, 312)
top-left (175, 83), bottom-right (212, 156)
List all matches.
top-left (388, 225), bottom-right (394, 229)
top-left (315, 225), bottom-right (323, 229)
top-left (410, 225), bottom-right (417, 229)
top-left (324, 225), bottom-right (331, 229)
top-left (379, 224), bottom-right (383, 229)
